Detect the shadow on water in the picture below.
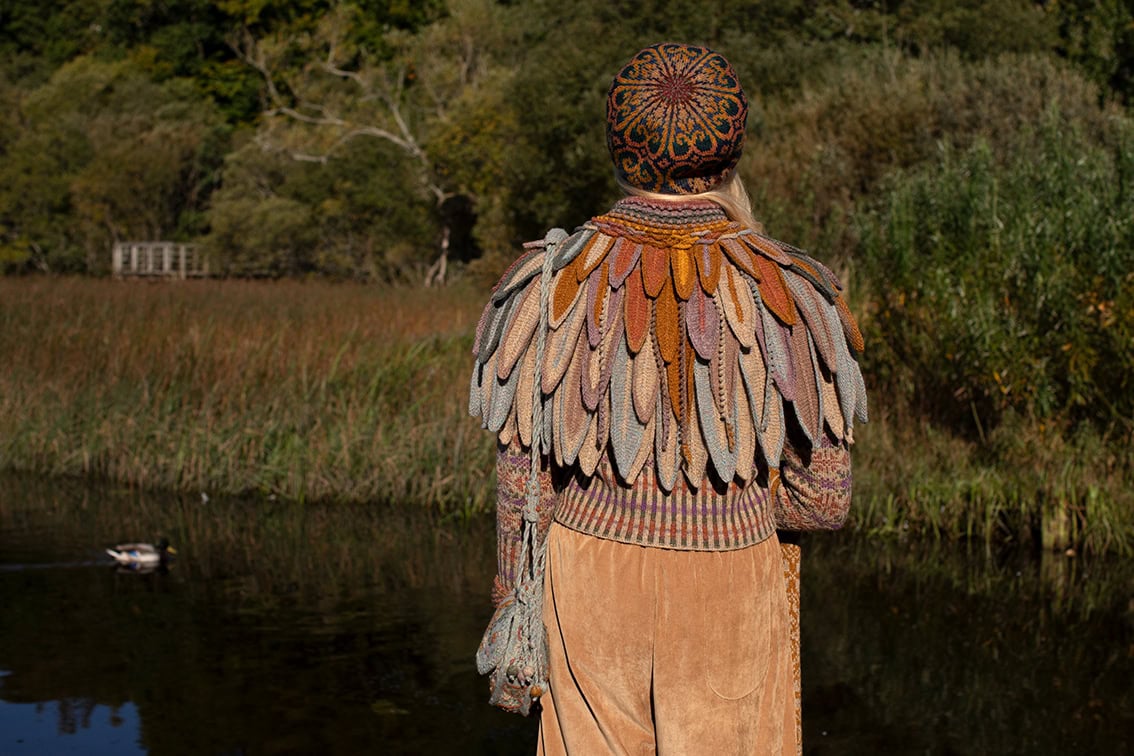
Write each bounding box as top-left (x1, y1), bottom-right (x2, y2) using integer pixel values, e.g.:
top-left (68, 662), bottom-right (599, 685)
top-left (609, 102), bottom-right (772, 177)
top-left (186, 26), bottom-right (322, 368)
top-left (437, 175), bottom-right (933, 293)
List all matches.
top-left (0, 472), bottom-right (1131, 755)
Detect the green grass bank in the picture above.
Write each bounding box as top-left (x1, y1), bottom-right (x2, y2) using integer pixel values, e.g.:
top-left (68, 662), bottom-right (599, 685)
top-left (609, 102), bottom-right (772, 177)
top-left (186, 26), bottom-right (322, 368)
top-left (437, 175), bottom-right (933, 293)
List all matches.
top-left (2, 277), bottom-right (1131, 554)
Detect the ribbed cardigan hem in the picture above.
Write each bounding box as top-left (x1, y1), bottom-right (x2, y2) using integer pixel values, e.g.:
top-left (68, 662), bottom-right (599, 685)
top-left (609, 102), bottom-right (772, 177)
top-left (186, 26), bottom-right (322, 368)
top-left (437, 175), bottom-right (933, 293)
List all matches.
top-left (554, 468), bottom-right (777, 552)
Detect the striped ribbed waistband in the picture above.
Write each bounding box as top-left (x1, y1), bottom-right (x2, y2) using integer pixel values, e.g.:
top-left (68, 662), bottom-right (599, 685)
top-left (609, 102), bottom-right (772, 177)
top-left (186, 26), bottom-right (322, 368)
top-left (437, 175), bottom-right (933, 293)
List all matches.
top-left (554, 461), bottom-right (776, 551)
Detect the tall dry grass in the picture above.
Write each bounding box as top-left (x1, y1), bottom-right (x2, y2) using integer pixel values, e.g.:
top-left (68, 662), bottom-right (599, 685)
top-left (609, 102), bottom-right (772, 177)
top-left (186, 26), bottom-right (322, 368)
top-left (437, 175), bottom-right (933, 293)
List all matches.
top-left (0, 278), bottom-right (495, 511)
top-left (2, 276), bottom-right (1131, 552)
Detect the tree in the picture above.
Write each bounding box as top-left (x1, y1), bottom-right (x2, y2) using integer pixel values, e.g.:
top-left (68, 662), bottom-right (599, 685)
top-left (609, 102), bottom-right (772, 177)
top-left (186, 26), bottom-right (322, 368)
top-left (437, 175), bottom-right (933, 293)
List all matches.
top-left (230, 0), bottom-right (514, 283)
top-left (0, 57), bottom-right (225, 273)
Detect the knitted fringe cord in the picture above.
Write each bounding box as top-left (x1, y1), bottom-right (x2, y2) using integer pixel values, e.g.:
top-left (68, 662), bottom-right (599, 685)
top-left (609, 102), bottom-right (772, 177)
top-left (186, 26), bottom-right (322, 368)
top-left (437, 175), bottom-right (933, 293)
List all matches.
top-left (475, 229), bottom-right (565, 716)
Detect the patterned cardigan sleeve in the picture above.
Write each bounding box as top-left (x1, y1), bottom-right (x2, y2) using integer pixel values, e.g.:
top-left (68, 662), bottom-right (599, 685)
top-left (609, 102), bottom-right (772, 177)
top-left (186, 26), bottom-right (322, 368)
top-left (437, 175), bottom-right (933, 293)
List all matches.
top-left (491, 439), bottom-right (557, 608)
top-left (772, 434), bottom-right (853, 531)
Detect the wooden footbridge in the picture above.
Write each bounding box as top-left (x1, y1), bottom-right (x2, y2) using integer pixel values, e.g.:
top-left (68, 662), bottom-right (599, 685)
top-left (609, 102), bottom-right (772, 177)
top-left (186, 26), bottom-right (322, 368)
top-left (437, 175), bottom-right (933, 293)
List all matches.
top-left (112, 242), bottom-right (210, 278)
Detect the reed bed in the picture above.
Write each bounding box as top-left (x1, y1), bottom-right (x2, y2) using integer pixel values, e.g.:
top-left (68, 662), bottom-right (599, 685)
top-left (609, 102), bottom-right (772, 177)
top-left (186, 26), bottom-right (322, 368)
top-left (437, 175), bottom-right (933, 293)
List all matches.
top-left (2, 277), bottom-right (1131, 552)
top-left (0, 278), bottom-right (496, 513)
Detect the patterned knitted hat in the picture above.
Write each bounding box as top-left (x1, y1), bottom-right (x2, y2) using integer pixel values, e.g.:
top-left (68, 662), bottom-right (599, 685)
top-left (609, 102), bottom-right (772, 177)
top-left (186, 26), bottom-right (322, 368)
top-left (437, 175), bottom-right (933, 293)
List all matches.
top-left (606, 42), bottom-right (748, 195)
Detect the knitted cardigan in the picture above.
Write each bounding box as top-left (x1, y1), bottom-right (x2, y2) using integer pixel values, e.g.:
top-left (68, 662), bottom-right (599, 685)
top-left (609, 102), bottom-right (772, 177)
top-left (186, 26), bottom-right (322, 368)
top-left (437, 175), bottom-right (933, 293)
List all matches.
top-left (471, 197), bottom-right (865, 713)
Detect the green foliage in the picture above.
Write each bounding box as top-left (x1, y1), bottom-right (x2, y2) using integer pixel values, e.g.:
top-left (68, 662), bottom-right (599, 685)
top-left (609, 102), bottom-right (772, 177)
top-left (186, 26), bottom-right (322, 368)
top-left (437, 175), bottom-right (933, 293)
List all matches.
top-left (0, 56), bottom-right (226, 273)
top-left (857, 112), bottom-right (1134, 432)
top-left (205, 137), bottom-right (436, 278)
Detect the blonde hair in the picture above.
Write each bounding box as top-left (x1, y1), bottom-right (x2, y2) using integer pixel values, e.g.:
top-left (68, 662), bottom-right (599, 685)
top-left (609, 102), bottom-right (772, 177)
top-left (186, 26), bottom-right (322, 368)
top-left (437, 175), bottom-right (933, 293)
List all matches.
top-left (617, 171), bottom-right (764, 233)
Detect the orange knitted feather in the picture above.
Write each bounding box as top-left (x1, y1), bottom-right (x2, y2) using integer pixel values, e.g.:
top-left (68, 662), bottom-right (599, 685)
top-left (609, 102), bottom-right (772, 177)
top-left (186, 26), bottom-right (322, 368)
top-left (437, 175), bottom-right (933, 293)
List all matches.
top-left (752, 254), bottom-right (798, 326)
top-left (671, 248), bottom-right (696, 301)
top-left (640, 245), bottom-right (669, 298)
top-left (655, 282), bottom-right (680, 364)
top-left (624, 265), bottom-right (651, 354)
top-left (835, 295), bottom-right (865, 353)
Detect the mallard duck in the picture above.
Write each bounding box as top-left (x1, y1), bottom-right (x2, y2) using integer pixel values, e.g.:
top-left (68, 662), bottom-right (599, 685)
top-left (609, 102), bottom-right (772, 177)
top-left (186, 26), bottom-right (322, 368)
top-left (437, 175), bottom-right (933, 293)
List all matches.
top-left (106, 538), bottom-right (176, 567)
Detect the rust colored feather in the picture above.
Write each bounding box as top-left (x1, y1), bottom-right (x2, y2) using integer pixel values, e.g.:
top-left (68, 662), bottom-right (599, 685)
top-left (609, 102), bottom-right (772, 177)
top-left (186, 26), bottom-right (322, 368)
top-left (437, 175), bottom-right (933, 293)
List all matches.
top-left (696, 243), bottom-right (722, 296)
top-left (671, 248), bottom-right (696, 301)
top-left (654, 282), bottom-right (680, 364)
top-left (752, 254), bottom-right (798, 326)
top-left (640, 245), bottom-right (669, 298)
top-left (719, 237), bottom-right (760, 280)
top-left (608, 240), bottom-right (642, 289)
top-left (551, 259), bottom-right (584, 327)
top-left (835, 295), bottom-right (865, 353)
top-left (623, 265), bottom-right (651, 354)
top-left (789, 323), bottom-right (821, 443)
top-left (741, 232), bottom-right (792, 266)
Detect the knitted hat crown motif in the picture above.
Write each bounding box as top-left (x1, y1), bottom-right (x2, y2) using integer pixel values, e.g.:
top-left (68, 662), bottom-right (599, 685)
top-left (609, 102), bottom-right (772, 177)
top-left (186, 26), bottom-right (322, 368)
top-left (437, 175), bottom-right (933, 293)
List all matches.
top-left (606, 42), bottom-right (748, 195)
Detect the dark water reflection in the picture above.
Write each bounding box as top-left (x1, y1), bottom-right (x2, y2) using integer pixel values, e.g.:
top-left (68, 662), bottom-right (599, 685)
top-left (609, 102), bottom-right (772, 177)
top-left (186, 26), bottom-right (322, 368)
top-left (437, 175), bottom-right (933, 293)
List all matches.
top-left (0, 474), bottom-right (1130, 755)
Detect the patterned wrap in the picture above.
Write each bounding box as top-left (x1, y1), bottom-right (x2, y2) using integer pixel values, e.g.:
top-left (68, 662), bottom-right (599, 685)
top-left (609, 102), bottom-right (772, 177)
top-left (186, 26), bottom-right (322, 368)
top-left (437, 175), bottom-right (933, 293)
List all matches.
top-left (607, 42), bottom-right (748, 195)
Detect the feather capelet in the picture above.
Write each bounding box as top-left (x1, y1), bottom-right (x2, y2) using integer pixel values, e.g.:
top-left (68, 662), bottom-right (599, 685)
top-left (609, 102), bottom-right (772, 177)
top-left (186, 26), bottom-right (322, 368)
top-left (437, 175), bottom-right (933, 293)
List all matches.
top-left (470, 198), bottom-right (867, 491)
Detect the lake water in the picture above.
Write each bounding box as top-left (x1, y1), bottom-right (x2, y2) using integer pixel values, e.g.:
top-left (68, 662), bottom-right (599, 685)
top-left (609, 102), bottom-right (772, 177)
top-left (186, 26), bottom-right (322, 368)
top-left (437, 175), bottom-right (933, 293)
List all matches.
top-left (0, 474), bottom-right (1130, 755)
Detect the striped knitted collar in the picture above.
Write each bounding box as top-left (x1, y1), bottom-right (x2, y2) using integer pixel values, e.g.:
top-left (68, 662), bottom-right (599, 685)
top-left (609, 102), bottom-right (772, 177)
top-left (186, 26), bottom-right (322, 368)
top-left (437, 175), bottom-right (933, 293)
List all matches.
top-left (590, 197), bottom-right (737, 249)
top-left (604, 196), bottom-right (730, 227)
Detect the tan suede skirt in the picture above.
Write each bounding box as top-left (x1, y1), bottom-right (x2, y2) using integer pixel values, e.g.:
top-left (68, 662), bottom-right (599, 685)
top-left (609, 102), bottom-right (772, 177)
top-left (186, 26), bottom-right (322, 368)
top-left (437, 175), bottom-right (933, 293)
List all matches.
top-left (538, 523), bottom-right (798, 755)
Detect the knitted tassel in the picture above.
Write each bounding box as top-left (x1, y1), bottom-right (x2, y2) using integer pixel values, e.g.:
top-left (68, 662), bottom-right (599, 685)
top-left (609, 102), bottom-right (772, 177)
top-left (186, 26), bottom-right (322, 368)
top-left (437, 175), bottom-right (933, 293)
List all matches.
top-left (476, 228), bottom-right (565, 717)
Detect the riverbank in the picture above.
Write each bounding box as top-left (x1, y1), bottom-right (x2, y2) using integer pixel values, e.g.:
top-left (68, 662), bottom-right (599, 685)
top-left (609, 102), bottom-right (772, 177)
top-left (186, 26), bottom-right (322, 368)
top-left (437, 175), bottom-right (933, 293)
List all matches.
top-left (2, 277), bottom-right (1131, 552)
